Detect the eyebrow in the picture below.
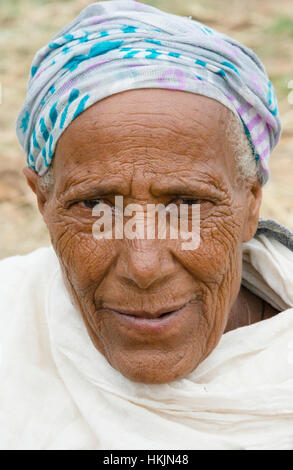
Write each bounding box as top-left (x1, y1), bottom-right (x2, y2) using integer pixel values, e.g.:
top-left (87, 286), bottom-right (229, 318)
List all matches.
top-left (61, 180), bottom-right (131, 202)
top-left (150, 178), bottom-right (227, 200)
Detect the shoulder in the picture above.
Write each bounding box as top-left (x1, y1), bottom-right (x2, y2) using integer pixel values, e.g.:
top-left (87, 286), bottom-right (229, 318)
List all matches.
top-left (0, 245), bottom-right (58, 286)
top-left (0, 246), bottom-right (59, 330)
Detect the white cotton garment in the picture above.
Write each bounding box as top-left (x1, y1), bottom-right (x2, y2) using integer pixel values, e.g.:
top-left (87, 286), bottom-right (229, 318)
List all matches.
top-left (0, 233), bottom-right (293, 450)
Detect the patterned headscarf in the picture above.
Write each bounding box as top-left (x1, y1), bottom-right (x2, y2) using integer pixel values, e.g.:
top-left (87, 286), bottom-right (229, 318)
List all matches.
top-left (16, 0), bottom-right (281, 184)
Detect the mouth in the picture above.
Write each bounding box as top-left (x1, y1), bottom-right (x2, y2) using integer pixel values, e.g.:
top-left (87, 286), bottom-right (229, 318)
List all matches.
top-left (104, 302), bottom-right (190, 333)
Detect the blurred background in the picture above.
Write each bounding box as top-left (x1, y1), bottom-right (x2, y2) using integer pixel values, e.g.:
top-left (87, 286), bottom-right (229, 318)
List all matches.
top-left (0, 0), bottom-right (292, 259)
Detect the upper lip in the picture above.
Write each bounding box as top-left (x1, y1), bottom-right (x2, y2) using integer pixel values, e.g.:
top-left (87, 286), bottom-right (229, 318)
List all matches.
top-left (103, 302), bottom-right (189, 319)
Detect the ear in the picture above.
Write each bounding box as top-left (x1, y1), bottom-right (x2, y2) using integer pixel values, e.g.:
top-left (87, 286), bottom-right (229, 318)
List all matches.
top-left (23, 167), bottom-right (49, 216)
top-left (242, 181), bottom-right (262, 242)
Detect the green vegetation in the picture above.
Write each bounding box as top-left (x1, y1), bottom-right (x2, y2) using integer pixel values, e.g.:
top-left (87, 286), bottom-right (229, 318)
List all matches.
top-left (267, 15), bottom-right (293, 37)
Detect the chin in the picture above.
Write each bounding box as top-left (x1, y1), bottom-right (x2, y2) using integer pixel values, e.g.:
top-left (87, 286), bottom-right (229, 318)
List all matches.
top-left (105, 347), bottom-right (200, 384)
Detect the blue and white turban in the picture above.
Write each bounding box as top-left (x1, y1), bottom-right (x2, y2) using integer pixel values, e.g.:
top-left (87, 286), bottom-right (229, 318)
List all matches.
top-left (16, 0), bottom-right (281, 184)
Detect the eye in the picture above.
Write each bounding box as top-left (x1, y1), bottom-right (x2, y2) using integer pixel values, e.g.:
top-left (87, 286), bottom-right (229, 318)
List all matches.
top-left (167, 198), bottom-right (202, 208)
top-left (179, 198), bottom-right (201, 205)
top-left (81, 199), bottom-right (103, 209)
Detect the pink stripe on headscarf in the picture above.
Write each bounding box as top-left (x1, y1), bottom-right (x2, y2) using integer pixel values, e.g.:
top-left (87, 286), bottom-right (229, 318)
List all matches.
top-left (247, 114), bottom-right (262, 131)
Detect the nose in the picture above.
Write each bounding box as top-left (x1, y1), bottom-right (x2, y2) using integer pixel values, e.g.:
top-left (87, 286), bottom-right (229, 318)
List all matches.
top-left (116, 239), bottom-right (176, 289)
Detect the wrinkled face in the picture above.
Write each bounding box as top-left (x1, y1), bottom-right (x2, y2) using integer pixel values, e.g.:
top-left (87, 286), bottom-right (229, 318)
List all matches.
top-left (30, 89), bottom-right (261, 383)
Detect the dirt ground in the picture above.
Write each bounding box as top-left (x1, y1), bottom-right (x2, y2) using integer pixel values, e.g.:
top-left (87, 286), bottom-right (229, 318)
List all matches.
top-left (0, 0), bottom-right (292, 259)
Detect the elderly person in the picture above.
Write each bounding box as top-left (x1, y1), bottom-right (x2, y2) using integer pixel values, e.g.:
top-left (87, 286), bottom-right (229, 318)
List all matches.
top-left (1, 0), bottom-right (293, 450)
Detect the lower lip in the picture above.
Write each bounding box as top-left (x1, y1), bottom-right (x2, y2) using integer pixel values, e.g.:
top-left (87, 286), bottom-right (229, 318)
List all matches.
top-left (108, 303), bottom-right (190, 334)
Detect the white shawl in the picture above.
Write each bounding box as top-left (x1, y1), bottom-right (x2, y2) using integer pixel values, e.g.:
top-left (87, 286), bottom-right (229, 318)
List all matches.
top-left (0, 234), bottom-right (293, 450)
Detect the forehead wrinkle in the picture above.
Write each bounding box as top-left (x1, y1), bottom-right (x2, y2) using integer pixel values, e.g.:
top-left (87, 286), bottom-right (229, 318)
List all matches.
top-left (54, 95), bottom-right (235, 196)
top-left (64, 91), bottom-right (227, 148)
top-left (70, 124), bottom-right (209, 157)
top-left (58, 124), bottom-right (205, 164)
top-left (65, 137), bottom-right (218, 171)
top-left (57, 143), bottom-right (227, 200)
top-left (91, 113), bottom-right (220, 150)
top-left (56, 92), bottom-right (231, 178)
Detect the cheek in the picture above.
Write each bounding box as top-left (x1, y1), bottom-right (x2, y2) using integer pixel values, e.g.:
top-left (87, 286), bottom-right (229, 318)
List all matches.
top-left (173, 206), bottom-right (244, 322)
top-left (177, 214), bottom-right (243, 281)
top-left (46, 210), bottom-right (116, 295)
